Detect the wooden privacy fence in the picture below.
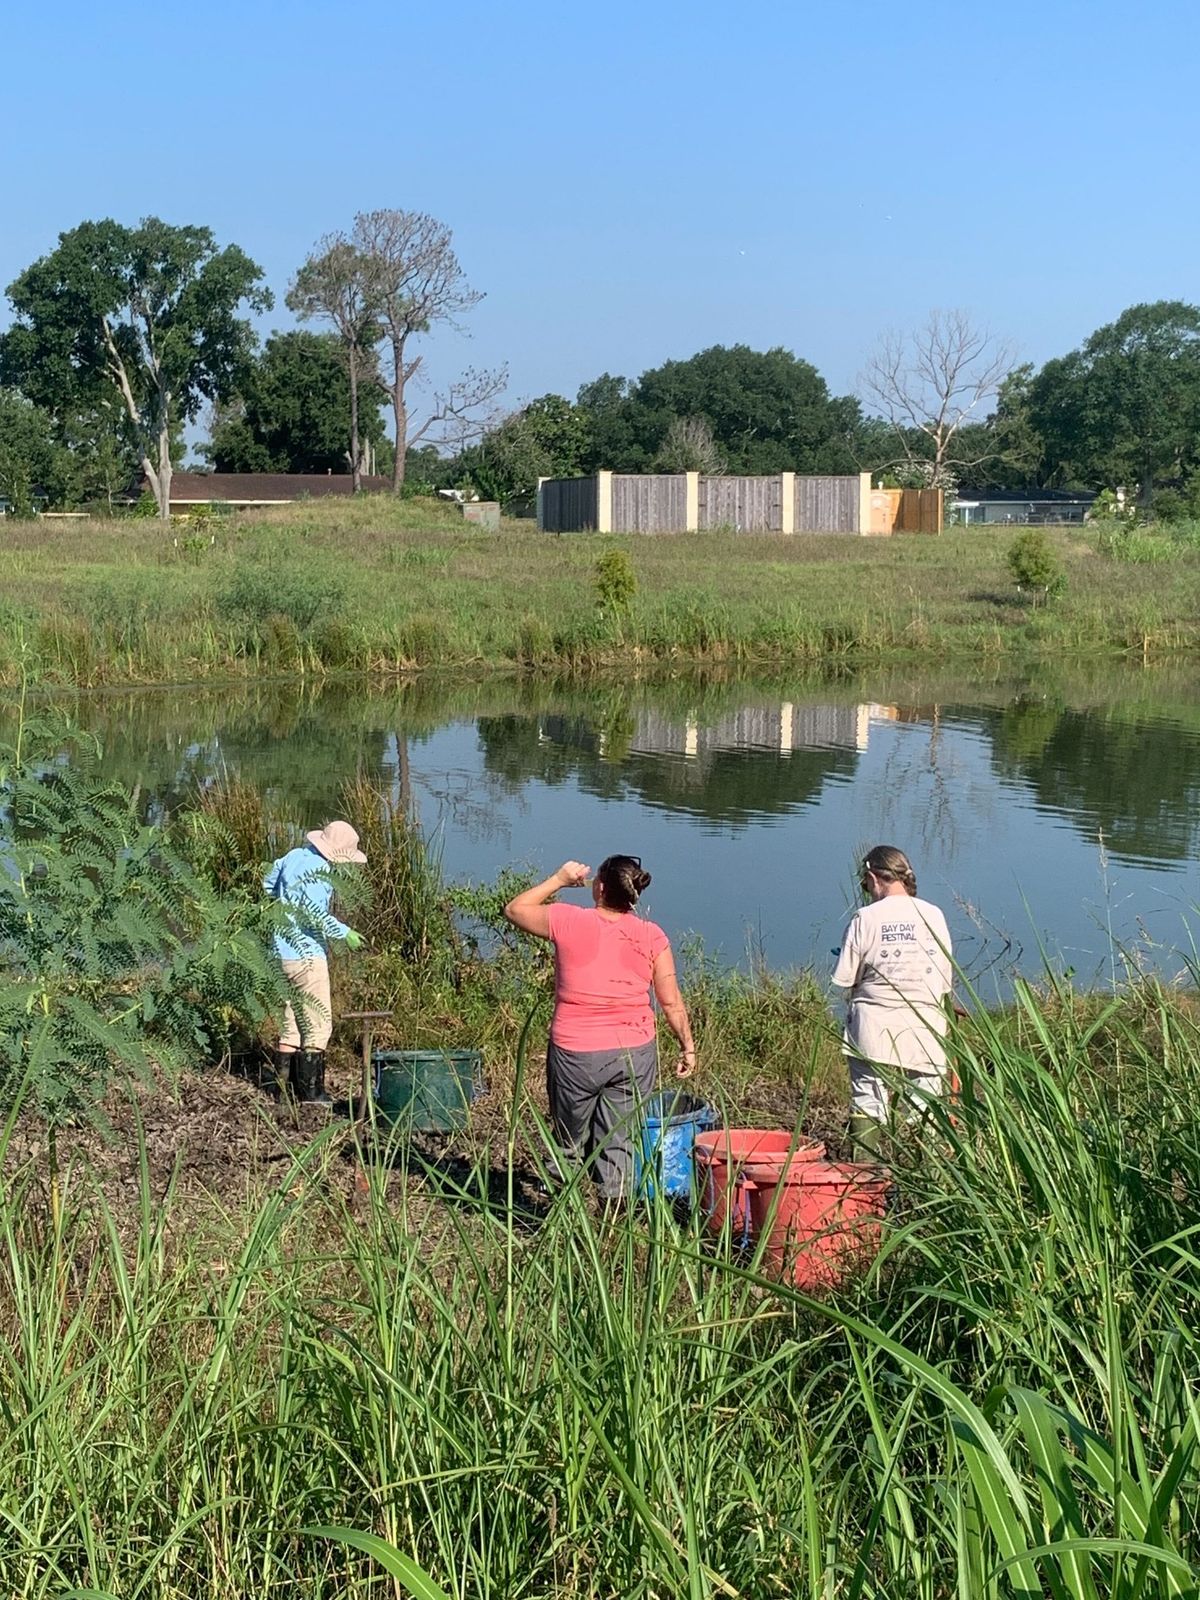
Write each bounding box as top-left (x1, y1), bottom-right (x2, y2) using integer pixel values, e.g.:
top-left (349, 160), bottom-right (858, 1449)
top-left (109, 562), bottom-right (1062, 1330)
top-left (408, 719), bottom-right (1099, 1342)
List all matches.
top-left (537, 471), bottom-right (942, 535)
top-left (611, 473), bottom-right (689, 533)
top-left (697, 475), bottom-right (783, 531)
top-left (867, 487), bottom-right (944, 535)
top-left (795, 475), bottom-right (861, 533)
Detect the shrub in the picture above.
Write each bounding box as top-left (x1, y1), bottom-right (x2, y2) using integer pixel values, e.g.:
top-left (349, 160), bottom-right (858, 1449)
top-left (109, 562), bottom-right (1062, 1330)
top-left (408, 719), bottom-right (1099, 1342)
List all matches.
top-left (1007, 529), bottom-right (1065, 600)
top-left (129, 488), bottom-right (159, 518)
top-left (594, 547), bottom-right (637, 614)
top-left (396, 613), bottom-right (445, 666)
top-left (1152, 472), bottom-right (1200, 523)
top-left (0, 715), bottom-right (286, 1132)
top-left (262, 612), bottom-right (303, 667)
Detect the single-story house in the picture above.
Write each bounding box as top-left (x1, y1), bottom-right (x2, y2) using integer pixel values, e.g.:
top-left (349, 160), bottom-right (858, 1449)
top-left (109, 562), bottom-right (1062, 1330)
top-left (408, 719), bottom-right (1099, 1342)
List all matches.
top-left (134, 471), bottom-right (391, 511)
top-left (951, 488), bottom-right (1096, 525)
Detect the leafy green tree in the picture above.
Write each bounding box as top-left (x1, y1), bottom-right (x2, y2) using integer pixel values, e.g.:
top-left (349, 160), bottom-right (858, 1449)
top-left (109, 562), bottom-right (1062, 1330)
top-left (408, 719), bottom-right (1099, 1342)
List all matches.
top-left (204, 331), bottom-right (389, 475)
top-left (458, 413), bottom-right (548, 503)
top-left (1151, 471), bottom-right (1200, 523)
top-left (458, 394), bottom-right (591, 502)
top-left (0, 390), bottom-right (72, 514)
top-left (575, 373), bottom-right (643, 472)
top-left (985, 364), bottom-right (1047, 489)
top-left (634, 345), bottom-right (860, 474)
top-left (573, 347), bottom-right (859, 474)
top-left (59, 403), bottom-right (140, 511)
top-left (519, 394), bottom-right (591, 476)
top-left (1028, 301), bottom-right (1200, 505)
top-left (402, 443), bottom-right (456, 493)
top-left (1, 218), bottom-right (271, 520)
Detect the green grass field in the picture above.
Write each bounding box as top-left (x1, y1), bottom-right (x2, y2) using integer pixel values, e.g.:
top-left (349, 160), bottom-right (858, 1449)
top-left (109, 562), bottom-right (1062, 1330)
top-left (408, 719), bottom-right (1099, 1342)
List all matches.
top-left (3, 497), bottom-right (1200, 685)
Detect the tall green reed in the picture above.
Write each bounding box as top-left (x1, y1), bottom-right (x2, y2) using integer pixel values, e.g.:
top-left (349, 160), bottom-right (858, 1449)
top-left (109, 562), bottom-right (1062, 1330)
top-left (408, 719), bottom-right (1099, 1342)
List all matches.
top-left (0, 974), bottom-right (1197, 1596)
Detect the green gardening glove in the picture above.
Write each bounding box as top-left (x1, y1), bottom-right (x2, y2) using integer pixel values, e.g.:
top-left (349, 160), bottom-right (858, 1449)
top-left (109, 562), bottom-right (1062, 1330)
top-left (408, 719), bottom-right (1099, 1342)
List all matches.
top-left (343, 928), bottom-right (364, 951)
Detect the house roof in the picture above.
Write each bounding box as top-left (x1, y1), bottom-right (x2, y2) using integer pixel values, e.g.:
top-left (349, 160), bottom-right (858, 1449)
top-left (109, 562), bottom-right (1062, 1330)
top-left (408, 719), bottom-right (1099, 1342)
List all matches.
top-left (150, 472), bottom-right (392, 503)
top-left (955, 487), bottom-right (1096, 504)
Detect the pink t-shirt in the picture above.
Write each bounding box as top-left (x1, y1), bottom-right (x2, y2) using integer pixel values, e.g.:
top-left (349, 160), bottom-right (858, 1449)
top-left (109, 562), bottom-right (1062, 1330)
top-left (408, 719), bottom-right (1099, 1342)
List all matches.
top-left (546, 903), bottom-right (670, 1051)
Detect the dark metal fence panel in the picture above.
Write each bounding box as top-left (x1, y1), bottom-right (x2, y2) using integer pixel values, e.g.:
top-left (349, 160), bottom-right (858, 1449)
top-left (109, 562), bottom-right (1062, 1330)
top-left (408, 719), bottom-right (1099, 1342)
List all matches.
top-left (540, 476), bottom-right (599, 532)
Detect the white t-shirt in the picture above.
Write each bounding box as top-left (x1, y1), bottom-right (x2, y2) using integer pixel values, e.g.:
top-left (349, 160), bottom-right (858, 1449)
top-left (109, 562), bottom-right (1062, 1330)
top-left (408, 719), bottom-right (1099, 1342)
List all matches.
top-left (832, 895), bottom-right (953, 1070)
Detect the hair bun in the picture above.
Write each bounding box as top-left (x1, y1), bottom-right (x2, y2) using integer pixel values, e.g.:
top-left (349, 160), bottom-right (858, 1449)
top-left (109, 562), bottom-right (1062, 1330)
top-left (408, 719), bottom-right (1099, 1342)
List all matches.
top-left (595, 854), bottom-right (651, 912)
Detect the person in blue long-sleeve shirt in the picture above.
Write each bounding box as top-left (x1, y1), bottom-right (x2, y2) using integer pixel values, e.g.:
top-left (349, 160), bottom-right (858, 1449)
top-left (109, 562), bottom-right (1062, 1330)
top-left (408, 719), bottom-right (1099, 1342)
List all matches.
top-left (264, 819), bottom-right (366, 1104)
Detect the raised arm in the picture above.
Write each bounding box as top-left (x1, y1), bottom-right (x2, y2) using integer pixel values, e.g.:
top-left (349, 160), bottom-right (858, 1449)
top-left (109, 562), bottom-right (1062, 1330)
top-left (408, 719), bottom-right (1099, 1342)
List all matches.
top-left (652, 945), bottom-right (697, 1078)
top-left (503, 860), bottom-right (590, 939)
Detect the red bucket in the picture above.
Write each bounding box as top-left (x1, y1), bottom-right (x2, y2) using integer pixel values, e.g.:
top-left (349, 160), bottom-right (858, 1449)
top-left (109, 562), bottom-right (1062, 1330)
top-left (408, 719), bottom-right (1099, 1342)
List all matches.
top-left (745, 1158), bottom-right (888, 1289)
top-left (694, 1130), bottom-right (825, 1247)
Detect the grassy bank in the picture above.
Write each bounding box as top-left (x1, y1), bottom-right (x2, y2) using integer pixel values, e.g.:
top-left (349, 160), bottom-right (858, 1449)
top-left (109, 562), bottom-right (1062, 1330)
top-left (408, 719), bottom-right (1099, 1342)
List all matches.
top-left (4, 497), bottom-right (1200, 686)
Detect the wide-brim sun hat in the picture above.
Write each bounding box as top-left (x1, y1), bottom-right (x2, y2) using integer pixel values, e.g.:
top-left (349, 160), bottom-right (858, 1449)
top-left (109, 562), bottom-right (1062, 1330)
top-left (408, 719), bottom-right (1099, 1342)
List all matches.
top-left (306, 820), bottom-right (367, 865)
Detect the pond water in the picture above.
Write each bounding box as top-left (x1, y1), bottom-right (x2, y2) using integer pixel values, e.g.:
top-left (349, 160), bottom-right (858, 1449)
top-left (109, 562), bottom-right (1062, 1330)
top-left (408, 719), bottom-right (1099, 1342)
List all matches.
top-left (12, 664), bottom-right (1200, 998)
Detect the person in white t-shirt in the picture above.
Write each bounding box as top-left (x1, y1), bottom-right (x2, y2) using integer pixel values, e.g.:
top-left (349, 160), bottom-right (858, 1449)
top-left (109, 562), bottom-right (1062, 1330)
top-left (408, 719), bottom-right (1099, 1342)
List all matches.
top-left (832, 845), bottom-right (953, 1161)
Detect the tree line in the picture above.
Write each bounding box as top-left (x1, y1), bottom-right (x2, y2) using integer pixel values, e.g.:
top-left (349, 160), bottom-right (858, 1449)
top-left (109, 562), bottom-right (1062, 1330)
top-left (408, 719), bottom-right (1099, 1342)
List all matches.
top-left (2, 208), bottom-right (1198, 520)
top-left (0, 211), bottom-right (501, 520)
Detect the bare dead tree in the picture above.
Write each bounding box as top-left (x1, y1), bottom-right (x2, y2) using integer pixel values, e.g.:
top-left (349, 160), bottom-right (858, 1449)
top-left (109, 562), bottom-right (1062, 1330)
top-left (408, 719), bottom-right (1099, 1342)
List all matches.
top-left (287, 235), bottom-right (379, 492)
top-left (351, 209), bottom-right (506, 489)
top-left (860, 309), bottom-right (1014, 488)
top-left (407, 366), bottom-right (508, 459)
top-left (653, 415), bottom-right (726, 474)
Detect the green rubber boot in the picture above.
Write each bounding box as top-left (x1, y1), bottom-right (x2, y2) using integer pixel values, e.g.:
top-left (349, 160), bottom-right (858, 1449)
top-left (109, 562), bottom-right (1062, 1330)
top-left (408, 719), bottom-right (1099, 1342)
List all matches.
top-left (849, 1114), bottom-right (884, 1164)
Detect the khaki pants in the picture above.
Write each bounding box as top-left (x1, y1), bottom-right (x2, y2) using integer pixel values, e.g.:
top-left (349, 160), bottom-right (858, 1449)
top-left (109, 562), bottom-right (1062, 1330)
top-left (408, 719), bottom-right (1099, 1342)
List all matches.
top-left (279, 958), bottom-right (332, 1050)
top-left (850, 1057), bottom-right (946, 1124)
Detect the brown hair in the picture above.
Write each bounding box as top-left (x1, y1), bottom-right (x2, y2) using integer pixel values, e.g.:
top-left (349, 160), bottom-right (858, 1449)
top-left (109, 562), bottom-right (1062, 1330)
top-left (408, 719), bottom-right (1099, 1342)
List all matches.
top-left (595, 854), bottom-right (652, 912)
top-left (862, 845), bottom-right (917, 896)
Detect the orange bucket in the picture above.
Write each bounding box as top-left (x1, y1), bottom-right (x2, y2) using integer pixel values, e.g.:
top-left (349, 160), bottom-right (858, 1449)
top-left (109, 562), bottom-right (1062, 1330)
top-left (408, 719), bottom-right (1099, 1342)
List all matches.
top-left (694, 1130), bottom-right (825, 1248)
top-left (745, 1158), bottom-right (888, 1289)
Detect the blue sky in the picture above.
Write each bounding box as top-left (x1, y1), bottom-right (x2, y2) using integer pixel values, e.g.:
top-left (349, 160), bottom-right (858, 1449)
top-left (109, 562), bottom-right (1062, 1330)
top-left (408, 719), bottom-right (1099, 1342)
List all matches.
top-left (2, 0), bottom-right (1197, 420)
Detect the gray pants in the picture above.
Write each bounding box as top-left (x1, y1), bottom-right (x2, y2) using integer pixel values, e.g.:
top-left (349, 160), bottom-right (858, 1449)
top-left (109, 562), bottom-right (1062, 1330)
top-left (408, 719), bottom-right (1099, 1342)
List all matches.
top-left (546, 1038), bottom-right (658, 1200)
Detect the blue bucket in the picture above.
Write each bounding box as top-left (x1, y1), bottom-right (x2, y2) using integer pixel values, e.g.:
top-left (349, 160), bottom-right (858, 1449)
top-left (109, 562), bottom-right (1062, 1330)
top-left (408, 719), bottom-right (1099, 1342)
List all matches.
top-left (636, 1092), bottom-right (718, 1200)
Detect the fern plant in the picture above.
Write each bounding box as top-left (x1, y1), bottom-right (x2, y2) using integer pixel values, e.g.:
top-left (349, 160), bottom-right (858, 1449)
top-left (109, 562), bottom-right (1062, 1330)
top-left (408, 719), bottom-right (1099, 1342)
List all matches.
top-left (0, 711), bottom-right (288, 1131)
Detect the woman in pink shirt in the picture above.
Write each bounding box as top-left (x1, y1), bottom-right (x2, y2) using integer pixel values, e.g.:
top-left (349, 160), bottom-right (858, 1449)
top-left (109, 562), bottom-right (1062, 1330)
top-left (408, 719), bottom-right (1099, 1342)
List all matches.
top-left (504, 854), bottom-right (696, 1201)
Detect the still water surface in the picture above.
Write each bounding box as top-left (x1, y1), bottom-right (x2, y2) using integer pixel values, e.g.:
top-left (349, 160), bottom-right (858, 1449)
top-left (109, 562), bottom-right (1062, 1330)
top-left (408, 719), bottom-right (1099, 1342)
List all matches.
top-left (17, 666), bottom-right (1200, 998)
